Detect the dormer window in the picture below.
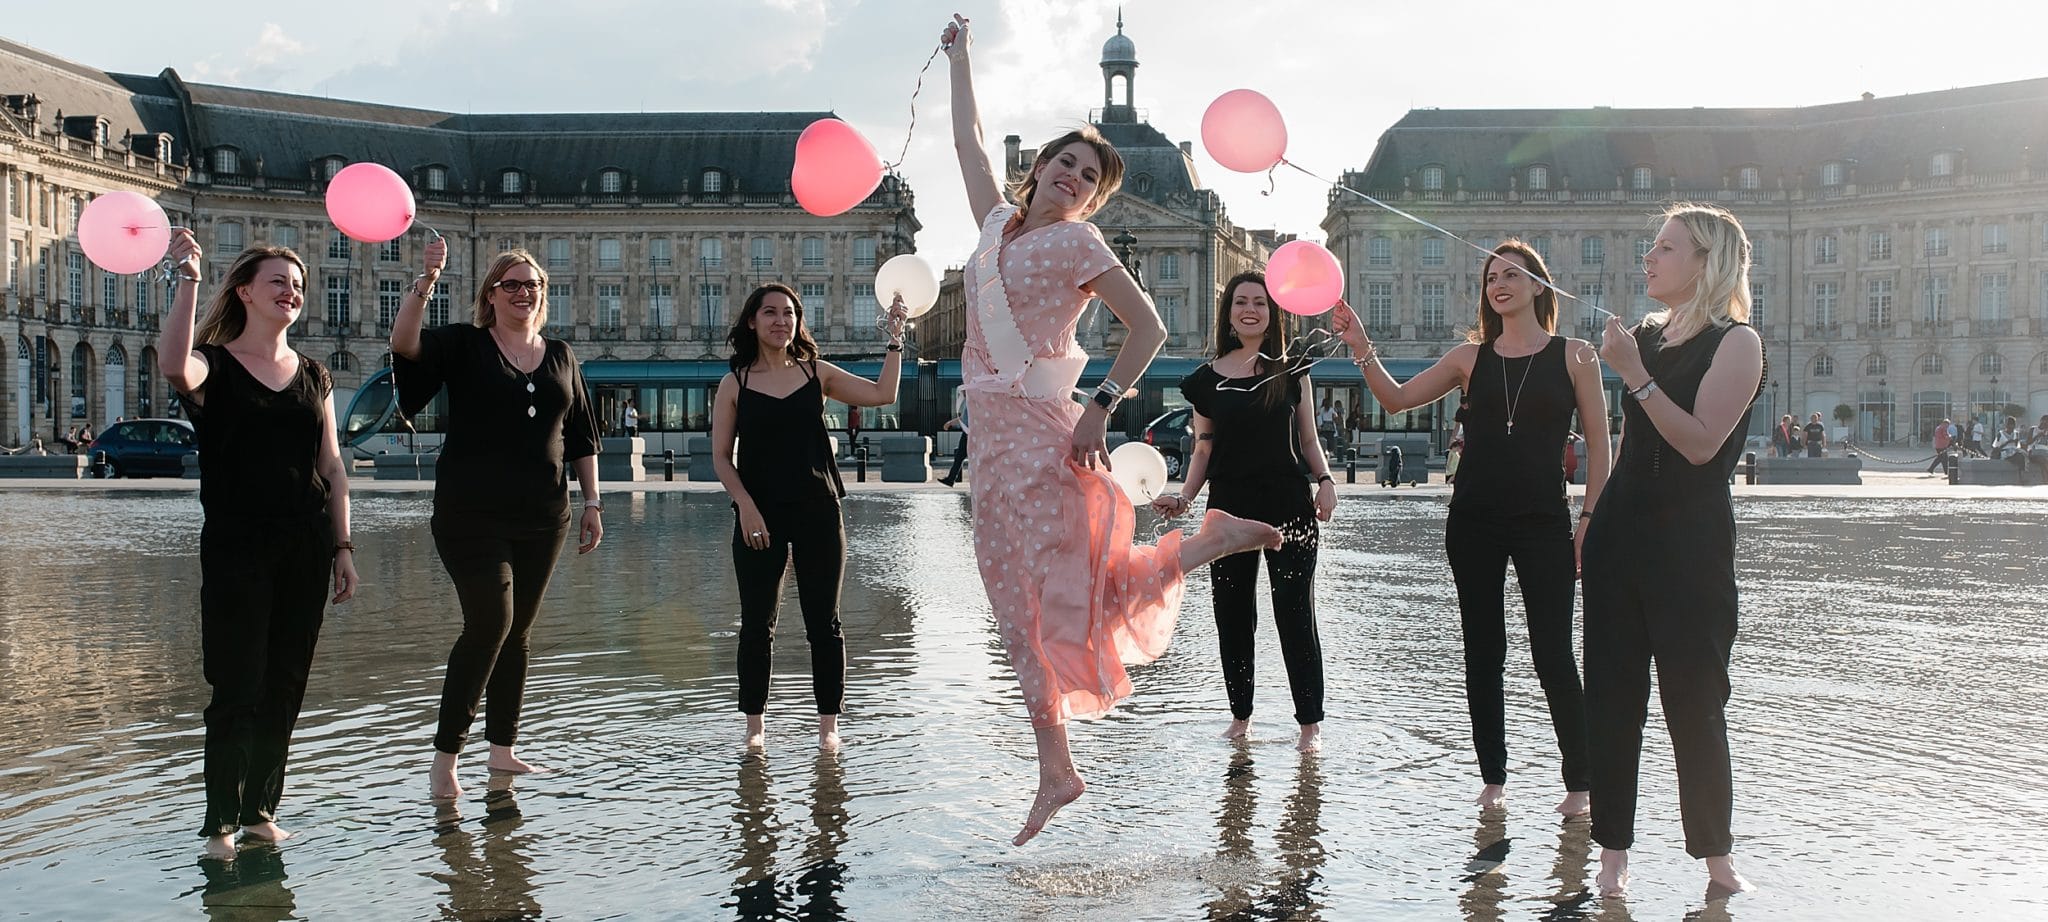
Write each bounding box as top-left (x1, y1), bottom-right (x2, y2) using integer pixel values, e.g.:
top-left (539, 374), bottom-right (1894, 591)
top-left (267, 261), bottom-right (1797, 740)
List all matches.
top-left (1631, 166), bottom-right (1654, 191)
top-left (599, 169), bottom-right (624, 194)
top-left (213, 147), bottom-right (240, 175)
top-left (1421, 165), bottom-right (1444, 191)
top-left (423, 165), bottom-right (448, 192)
top-left (700, 169), bottom-right (726, 194)
top-left (500, 170), bottom-right (525, 194)
top-left (1131, 173), bottom-right (1152, 196)
top-left (1930, 151), bottom-right (1955, 177)
top-left (1738, 166), bottom-right (1761, 190)
top-left (1821, 161), bottom-right (1845, 186)
top-left (1527, 165), bottom-right (1549, 191)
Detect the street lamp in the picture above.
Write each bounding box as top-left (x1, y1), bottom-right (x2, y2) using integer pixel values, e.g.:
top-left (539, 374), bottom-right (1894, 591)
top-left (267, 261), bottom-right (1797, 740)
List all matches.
top-left (1110, 229), bottom-right (1144, 291)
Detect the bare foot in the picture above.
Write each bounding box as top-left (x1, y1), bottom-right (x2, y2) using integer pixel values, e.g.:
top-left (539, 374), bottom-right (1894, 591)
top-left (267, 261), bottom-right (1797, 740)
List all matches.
top-left (239, 821), bottom-right (292, 842)
top-left (202, 834), bottom-right (237, 862)
top-left (1597, 848), bottom-right (1629, 898)
top-left (744, 714), bottom-right (766, 750)
top-left (1013, 774), bottom-right (1086, 846)
top-left (1476, 783), bottom-right (1506, 809)
top-left (487, 743), bottom-right (544, 775)
top-left (1221, 718), bottom-right (1250, 740)
top-left (1705, 855), bottom-right (1755, 896)
top-left (818, 714), bottom-right (841, 752)
top-left (1180, 510), bottom-right (1284, 570)
top-left (430, 750), bottom-right (463, 800)
top-left (1296, 723), bottom-right (1322, 754)
top-left (1556, 790), bottom-right (1590, 817)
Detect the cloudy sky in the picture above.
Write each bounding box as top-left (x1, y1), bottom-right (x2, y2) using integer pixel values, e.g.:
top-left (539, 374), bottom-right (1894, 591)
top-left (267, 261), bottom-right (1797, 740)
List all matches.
top-left (11, 0), bottom-right (2040, 265)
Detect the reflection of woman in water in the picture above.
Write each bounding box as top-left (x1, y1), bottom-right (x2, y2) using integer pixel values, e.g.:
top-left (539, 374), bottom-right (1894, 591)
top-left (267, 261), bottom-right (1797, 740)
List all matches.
top-left (731, 755), bottom-right (850, 918)
top-left (432, 774), bottom-right (542, 920)
top-left (943, 12), bottom-right (1281, 846)
top-left (1206, 750), bottom-right (1327, 918)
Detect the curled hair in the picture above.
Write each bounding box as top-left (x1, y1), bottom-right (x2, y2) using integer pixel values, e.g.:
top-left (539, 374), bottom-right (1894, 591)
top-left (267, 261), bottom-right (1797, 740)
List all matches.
top-left (727, 282), bottom-right (820, 371)
top-left (195, 246), bottom-right (307, 346)
top-left (1648, 202), bottom-right (1751, 343)
top-left (472, 250), bottom-right (549, 329)
top-left (1467, 240), bottom-right (1557, 345)
top-left (1007, 126), bottom-right (1125, 217)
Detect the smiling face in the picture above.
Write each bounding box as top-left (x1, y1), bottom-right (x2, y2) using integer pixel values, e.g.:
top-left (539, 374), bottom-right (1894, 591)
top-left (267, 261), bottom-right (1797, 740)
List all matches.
top-left (1643, 217), bottom-right (1708, 306)
top-left (748, 290), bottom-right (800, 353)
top-left (234, 257), bottom-right (305, 325)
top-left (1030, 142), bottom-right (1106, 219)
top-left (1483, 251), bottom-right (1542, 318)
top-left (487, 261), bottom-right (545, 329)
top-left (1227, 280), bottom-right (1273, 345)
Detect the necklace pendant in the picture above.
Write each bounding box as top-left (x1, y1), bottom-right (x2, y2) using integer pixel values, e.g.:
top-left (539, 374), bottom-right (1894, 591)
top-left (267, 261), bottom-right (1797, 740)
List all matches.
top-left (526, 381), bottom-right (536, 393)
top-left (527, 405), bottom-right (537, 418)
top-left (1506, 420), bottom-right (1515, 435)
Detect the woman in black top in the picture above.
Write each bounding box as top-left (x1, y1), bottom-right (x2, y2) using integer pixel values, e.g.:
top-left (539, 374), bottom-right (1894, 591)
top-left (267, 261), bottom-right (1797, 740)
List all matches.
top-left (1584, 203), bottom-right (1763, 898)
top-left (1154, 271), bottom-right (1336, 753)
top-left (1331, 240), bottom-right (1612, 816)
top-left (710, 283), bottom-right (908, 752)
top-left (158, 231), bottom-right (357, 862)
top-left (391, 243), bottom-right (603, 800)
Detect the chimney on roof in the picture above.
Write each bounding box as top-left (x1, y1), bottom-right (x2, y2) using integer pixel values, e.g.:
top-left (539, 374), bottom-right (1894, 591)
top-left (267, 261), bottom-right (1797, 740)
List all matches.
top-left (1179, 141), bottom-right (1192, 159)
top-left (1861, 92), bottom-right (1875, 102)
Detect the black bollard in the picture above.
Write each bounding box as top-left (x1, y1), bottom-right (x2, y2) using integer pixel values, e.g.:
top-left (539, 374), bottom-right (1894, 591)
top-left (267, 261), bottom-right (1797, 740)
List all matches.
top-left (1743, 451), bottom-right (1757, 485)
top-left (1345, 447), bottom-right (1357, 484)
top-left (855, 445), bottom-right (868, 483)
top-left (92, 449), bottom-right (108, 479)
top-left (663, 448), bottom-right (675, 482)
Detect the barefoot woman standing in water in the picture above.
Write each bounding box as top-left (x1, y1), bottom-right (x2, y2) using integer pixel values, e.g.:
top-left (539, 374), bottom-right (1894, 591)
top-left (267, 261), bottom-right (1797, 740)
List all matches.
top-left (943, 13), bottom-right (1282, 846)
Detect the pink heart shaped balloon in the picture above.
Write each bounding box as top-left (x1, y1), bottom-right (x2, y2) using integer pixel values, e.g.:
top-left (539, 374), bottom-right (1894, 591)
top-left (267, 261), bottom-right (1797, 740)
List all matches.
top-left (1266, 240), bottom-right (1343, 316)
top-left (792, 118), bottom-right (884, 217)
top-left (77, 192), bottom-right (170, 275)
top-left (325, 162), bottom-right (417, 243)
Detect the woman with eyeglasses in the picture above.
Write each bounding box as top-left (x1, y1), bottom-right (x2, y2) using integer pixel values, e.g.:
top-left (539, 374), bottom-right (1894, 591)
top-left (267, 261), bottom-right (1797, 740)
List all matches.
top-left (391, 243), bottom-right (603, 800)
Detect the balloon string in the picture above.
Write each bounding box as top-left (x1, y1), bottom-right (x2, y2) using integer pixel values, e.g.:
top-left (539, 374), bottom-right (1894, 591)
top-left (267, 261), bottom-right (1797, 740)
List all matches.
top-left (883, 45), bottom-right (945, 172)
top-left (1210, 328), bottom-right (1346, 393)
top-left (1278, 161), bottom-right (1619, 321)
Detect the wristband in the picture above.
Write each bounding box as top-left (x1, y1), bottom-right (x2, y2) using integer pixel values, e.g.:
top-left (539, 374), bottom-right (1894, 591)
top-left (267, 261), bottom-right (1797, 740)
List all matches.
top-left (1315, 473), bottom-right (1334, 485)
top-left (1628, 378), bottom-right (1659, 401)
top-left (583, 499), bottom-right (603, 510)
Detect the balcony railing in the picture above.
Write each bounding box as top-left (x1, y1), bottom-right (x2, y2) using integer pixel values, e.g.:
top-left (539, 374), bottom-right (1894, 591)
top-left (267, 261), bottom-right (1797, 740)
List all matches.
top-left (1978, 318), bottom-right (2013, 336)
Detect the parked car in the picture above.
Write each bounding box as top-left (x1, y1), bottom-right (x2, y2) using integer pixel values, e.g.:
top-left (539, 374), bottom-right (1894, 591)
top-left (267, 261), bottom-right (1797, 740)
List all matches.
top-left (92, 418), bottom-right (197, 478)
top-left (1142, 407), bottom-right (1193, 480)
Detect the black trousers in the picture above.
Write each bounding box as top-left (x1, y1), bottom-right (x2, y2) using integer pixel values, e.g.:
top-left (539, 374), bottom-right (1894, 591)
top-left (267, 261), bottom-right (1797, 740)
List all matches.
top-left (1445, 508), bottom-right (1590, 791)
top-left (943, 433), bottom-right (968, 481)
top-left (197, 513), bottom-right (332, 838)
top-left (1582, 514), bottom-right (1739, 858)
top-left (733, 496), bottom-right (847, 715)
top-left (1209, 501), bottom-right (1324, 726)
top-left (431, 516), bottom-right (569, 754)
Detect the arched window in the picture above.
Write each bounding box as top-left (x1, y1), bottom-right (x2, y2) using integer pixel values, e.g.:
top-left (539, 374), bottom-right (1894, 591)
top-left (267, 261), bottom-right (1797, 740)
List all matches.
top-left (1919, 354), bottom-right (1945, 375)
top-left (326, 351), bottom-right (358, 373)
top-left (700, 169), bottom-right (725, 193)
top-left (1632, 166), bottom-right (1654, 191)
top-left (1131, 173), bottom-right (1153, 196)
top-left (1813, 354), bottom-right (1835, 377)
top-left (1738, 166), bottom-right (1761, 190)
top-left (321, 157), bottom-right (346, 181)
top-left (1821, 161), bottom-right (1845, 186)
top-left (213, 147), bottom-right (240, 175)
top-left (1979, 353), bottom-right (2003, 376)
top-left (1527, 165), bottom-right (1549, 191)
top-left (500, 170), bottom-right (525, 194)
top-left (1864, 354), bottom-right (1888, 377)
top-left (599, 169), bottom-right (624, 194)
top-left (1930, 151), bottom-right (1955, 177)
top-left (424, 165), bottom-right (448, 192)
top-left (1421, 165), bottom-right (1444, 191)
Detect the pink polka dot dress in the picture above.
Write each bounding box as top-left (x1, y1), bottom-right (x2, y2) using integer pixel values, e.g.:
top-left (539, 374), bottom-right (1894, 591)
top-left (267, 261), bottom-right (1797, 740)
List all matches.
top-left (961, 210), bottom-right (1188, 728)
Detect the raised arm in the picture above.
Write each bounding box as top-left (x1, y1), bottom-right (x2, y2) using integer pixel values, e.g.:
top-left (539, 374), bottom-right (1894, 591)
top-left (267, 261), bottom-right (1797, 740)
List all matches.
top-left (820, 298), bottom-right (909, 407)
top-left (943, 14), bottom-right (1004, 223)
top-left (389, 235), bottom-right (448, 360)
top-left (1601, 318), bottom-right (1763, 466)
top-left (157, 229), bottom-right (211, 398)
top-left (1329, 298), bottom-right (1473, 412)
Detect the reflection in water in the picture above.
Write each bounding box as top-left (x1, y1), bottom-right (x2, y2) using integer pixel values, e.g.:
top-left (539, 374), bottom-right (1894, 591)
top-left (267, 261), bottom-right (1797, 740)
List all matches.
top-left (195, 846), bottom-right (296, 922)
top-left (1461, 809), bottom-right (1511, 922)
top-left (1205, 746), bottom-right (1327, 920)
top-left (432, 773), bottom-right (541, 921)
top-left (730, 753), bottom-right (850, 920)
top-left (1538, 821), bottom-right (1597, 920)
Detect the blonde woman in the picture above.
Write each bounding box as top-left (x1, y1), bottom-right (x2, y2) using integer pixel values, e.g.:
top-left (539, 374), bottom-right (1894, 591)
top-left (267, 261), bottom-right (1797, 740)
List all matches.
top-left (158, 230), bottom-right (357, 860)
top-left (390, 242), bottom-right (603, 800)
top-left (1582, 203), bottom-right (1764, 898)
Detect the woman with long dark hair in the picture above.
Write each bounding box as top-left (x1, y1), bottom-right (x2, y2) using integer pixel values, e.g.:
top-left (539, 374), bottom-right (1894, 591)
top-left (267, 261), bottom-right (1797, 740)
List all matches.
top-left (1583, 203), bottom-right (1763, 898)
top-left (709, 282), bottom-right (907, 752)
top-left (159, 230), bottom-right (357, 860)
top-left (944, 13), bottom-right (1282, 845)
top-left (391, 243), bottom-right (604, 800)
top-left (1331, 239), bottom-right (1611, 816)
top-left (1154, 271), bottom-right (1334, 753)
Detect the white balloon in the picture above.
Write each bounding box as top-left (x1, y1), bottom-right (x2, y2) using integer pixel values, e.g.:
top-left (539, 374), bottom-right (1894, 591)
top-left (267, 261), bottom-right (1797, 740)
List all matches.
top-left (875, 253), bottom-right (940, 318)
top-left (1107, 442), bottom-right (1169, 504)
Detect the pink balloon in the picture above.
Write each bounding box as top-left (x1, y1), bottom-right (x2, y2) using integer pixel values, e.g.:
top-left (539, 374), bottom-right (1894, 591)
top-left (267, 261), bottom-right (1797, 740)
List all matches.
top-left (1201, 89), bottom-right (1288, 173)
top-left (1266, 240), bottom-right (1343, 316)
top-left (325, 162), bottom-right (417, 243)
top-left (791, 118), bottom-right (884, 217)
top-left (77, 192), bottom-right (170, 275)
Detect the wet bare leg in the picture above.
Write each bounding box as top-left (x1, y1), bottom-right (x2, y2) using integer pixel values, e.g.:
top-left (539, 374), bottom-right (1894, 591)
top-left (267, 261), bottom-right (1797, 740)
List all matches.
top-left (1014, 723), bottom-right (1086, 846)
top-left (239, 821), bottom-right (292, 842)
top-left (1221, 718), bottom-right (1250, 740)
top-left (487, 743), bottom-right (543, 775)
top-left (818, 714), bottom-right (840, 752)
top-left (1179, 510), bottom-right (1284, 571)
top-left (1476, 783), bottom-right (1506, 809)
top-left (1597, 848), bottom-right (1629, 898)
top-left (1296, 723), bottom-right (1322, 754)
top-left (1705, 855), bottom-right (1754, 895)
top-left (430, 750), bottom-right (463, 800)
top-left (202, 833), bottom-right (238, 861)
top-left (1556, 790), bottom-right (1590, 817)
top-left (743, 714), bottom-right (765, 750)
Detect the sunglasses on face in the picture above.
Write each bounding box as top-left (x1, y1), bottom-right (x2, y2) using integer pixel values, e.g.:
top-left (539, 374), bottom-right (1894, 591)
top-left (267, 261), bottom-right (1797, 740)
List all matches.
top-left (495, 279), bottom-right (544, 293)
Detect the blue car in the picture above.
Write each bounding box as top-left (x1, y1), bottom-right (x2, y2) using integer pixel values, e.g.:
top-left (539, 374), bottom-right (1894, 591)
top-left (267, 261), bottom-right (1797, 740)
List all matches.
top-left (92, 418), bottom-right (196, 478)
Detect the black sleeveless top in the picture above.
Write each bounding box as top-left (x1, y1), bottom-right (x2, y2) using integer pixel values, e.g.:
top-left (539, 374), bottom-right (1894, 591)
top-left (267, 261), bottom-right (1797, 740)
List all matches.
top-left (1450, 336), bottom-right (1574, 518)
top-left (1607, 320), bottom-right (1763, 499)
top-left (1180, 359), bottom-right (1312, 524)
top-left (178, 344), bottom-right (332, 519)
top-left (735, 362), bottom-right (845, 504)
